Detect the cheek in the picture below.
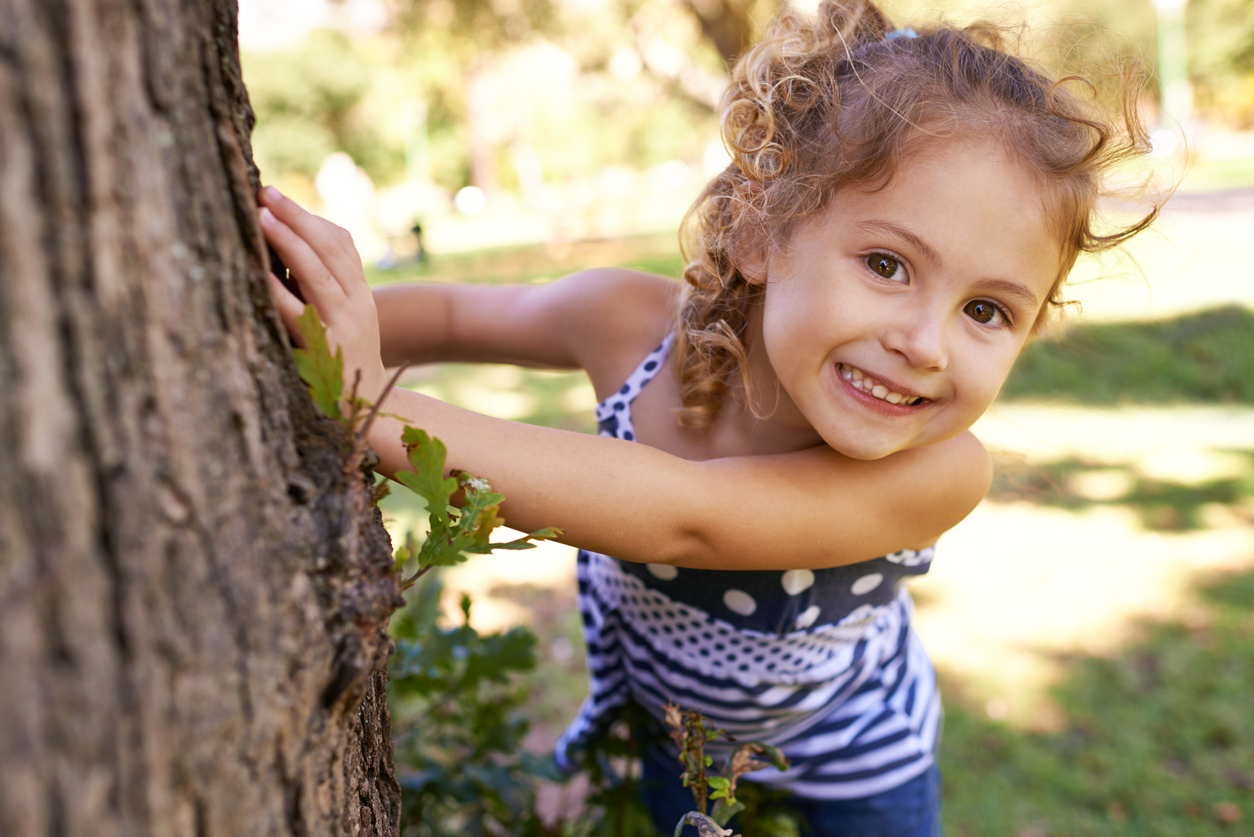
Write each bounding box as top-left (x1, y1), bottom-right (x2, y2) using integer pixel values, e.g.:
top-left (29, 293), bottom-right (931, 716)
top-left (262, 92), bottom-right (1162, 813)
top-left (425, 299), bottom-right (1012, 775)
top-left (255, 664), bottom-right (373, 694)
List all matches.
top-left (953, 341), bottom-right (1022, 405)
top-left (971, 351), bottom-right (1021, 404)
top-left (761, 284), bottom-right (816, 351)
top-left (764, 275), bottom-right (847, 337)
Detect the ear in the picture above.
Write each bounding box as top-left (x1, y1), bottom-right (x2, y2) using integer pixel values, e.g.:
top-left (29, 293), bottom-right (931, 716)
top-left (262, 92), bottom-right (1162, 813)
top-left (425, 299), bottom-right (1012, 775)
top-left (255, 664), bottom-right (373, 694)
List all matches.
top-left (739, 244), bottom-right (769, 286)
top-left (728, 180), bottom-right (769, 285)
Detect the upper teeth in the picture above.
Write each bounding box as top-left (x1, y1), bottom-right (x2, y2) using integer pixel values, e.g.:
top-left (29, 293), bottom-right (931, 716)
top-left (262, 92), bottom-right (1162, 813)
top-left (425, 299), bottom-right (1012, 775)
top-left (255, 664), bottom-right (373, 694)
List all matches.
top-left (839, 364), bottom-right (922, 405)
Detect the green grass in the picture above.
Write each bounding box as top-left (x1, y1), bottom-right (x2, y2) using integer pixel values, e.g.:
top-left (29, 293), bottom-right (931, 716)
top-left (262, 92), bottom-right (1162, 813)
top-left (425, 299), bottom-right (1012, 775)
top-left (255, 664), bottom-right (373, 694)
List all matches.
top-left (941, 566), bottom-right (1254, 836)
top-left (403, 364), bottom-right (599, 433)
top-left (1116, 148), bottom-right (1254, 196)
top-left (1179, 154), bottom-right (1254, 194)
top-left (988, 452), bottom-right (1254, 531)
top-left (366, 231), bottom-right (685, 288)
top-left (1002, 305), bottom-right (1254, 405)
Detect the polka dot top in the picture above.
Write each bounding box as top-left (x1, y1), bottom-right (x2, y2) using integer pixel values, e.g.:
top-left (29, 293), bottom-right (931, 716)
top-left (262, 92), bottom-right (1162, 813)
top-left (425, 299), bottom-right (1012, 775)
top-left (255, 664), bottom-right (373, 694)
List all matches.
top-left (557, 335), bottom-right (943, 800)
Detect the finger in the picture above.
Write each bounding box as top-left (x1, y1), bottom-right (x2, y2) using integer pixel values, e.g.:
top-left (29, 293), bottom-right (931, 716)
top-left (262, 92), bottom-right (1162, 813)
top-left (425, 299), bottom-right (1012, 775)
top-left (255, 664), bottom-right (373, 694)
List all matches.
top-left (259, 206), bottom-right (346, 314)
top-left (268, 272), bottom-right (307, 347)
top-left (258, 186), bottom-right (368, 297)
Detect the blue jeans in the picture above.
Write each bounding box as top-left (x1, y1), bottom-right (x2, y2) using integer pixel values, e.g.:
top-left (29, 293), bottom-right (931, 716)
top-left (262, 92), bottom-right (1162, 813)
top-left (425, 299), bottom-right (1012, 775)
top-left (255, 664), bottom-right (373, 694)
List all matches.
top-left (640, 748), bottom-right (942, 837)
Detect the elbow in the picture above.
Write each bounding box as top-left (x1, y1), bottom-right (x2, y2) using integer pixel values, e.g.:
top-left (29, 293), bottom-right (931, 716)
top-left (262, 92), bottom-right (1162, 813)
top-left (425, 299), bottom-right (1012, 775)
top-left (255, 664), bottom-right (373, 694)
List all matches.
top-left (936, 432), bottom-right (993, 531)
top-left (967, 434), bottom-right (994, 509)
top-left (647, 521), bottom-right (721, 570)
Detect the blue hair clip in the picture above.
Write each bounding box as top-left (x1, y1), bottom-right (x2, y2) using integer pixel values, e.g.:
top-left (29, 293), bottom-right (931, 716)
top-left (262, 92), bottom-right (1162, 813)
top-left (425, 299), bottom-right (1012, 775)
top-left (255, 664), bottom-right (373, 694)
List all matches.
top-left (885, 27), bottom-right (917, 40)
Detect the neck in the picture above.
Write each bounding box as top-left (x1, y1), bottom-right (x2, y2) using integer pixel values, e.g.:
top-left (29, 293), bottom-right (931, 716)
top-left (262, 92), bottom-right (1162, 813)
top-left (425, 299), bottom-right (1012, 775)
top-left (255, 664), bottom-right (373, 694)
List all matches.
top-left (720, 304), bottom-right (824, 450)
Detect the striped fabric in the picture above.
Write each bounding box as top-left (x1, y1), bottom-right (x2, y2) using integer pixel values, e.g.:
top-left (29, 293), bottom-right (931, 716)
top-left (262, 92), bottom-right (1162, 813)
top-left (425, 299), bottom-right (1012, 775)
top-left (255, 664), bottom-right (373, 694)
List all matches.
top-left (555, 336), bottom-right (941, 799)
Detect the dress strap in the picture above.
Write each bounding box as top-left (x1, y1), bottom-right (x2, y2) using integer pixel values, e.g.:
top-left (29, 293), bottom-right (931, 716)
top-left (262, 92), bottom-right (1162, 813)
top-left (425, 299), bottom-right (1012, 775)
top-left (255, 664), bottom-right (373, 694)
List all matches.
top-left (594, 333), bottom-right (674, 442)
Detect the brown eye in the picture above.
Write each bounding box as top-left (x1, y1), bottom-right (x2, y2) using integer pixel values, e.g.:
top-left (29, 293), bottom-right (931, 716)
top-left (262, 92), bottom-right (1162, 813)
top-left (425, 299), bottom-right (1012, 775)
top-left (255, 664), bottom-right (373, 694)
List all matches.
top-left (964, 300), bottom-right (1004, 325)
top-left (867, 254), bottom-right (902, 280)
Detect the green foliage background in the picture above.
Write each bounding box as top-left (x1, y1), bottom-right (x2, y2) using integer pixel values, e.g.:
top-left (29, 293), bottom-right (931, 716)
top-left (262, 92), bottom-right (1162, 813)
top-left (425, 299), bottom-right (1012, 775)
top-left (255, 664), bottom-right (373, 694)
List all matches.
top-left (242, 0), bottom-right (1254, 206)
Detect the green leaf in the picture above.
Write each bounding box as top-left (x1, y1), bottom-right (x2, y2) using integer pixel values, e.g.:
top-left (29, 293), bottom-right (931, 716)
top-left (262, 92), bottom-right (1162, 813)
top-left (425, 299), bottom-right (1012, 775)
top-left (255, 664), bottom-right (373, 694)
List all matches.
top-left (414, 536), bottom-right (469, 570)
top-left (710, 798), bottom-right (745, 827)
top-left (479, 527), bottom-right (562, 551)
top-left (292, 304), bottom-right (345, 422)
top-left (403, 462), bottom-right (563, 570)
top-left (463, 626), bottom-right (538, 685)
top-left (707, 776), bottom-right (731, 801)
top-left (743, 741), bottom-right (790, 773)
top-left (392, 544), bottom-right (411, 574)
top-left (395, 427), bottom-right (458, 532)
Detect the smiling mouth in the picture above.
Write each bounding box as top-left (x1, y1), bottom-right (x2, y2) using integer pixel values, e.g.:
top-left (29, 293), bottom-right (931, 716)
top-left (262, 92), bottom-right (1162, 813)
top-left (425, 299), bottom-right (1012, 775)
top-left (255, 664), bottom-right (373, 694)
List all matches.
top-left (838, 363), bottom-right (926, 406)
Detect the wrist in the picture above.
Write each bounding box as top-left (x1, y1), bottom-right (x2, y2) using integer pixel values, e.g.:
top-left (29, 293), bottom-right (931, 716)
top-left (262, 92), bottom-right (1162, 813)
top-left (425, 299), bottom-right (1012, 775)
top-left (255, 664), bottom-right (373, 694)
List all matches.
top-left (347, 364), bottom-right (390, 410)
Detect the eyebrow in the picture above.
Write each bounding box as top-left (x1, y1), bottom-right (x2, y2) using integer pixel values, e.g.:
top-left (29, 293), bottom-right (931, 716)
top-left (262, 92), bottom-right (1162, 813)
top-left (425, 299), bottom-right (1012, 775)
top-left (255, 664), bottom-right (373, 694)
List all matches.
top-left (855, 220), bottom-right (943, 268)
top-left (856, 219), bottom-right (1042, 310)
top-left (977, 278), bottom-right (1042, 310)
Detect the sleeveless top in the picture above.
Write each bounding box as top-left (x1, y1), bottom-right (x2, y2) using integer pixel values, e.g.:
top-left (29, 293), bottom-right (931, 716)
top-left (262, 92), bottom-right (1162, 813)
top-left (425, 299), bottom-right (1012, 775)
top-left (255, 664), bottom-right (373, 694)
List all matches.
top-left (555, 335), bottom-right (942, 800)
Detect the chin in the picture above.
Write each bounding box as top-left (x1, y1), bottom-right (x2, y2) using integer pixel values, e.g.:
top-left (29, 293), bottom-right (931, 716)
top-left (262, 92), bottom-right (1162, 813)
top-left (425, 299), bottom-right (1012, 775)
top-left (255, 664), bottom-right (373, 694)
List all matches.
top-left (825, 437), bottom-right (909, 461)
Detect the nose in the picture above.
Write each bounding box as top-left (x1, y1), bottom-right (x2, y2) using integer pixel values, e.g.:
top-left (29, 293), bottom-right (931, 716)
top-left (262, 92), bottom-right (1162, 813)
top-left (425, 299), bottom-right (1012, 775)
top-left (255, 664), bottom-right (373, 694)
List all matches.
top-left (881, 307), bottom-right (948, 371)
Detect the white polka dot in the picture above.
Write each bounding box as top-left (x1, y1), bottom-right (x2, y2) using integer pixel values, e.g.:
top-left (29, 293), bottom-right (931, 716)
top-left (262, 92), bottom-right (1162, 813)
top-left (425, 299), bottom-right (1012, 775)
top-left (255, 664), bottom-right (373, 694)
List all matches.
top-left (647, 563), bottom-right (678, 580)
top-left (794, 605), bottom-right (821, 630)
top-left (840, 603), bottom-right (876, 626)
top-left (723, 589), bottom-right (757, 616)
top-left (850, 573), bottom-right (883, 595)
top-left (781, 569), bottom-right (815, 596)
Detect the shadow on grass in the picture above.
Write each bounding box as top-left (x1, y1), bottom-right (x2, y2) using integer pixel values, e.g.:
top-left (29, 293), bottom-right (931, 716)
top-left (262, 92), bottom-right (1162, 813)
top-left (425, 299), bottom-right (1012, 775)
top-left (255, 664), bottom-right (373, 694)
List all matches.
top-left (1002, 305), bottom-right (1254, 405)
top-left (941, 565), bottom-right (1254, 836)
top-left (988, 452), bottom-right (1254, 531)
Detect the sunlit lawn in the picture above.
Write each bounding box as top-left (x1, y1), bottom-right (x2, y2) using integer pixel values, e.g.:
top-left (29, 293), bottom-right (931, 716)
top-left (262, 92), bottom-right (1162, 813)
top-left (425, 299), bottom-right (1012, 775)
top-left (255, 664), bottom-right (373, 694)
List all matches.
top-left (375, 174), bottom-right (1254, 834)
top-left (941, 565), bottom-right (1254, 836)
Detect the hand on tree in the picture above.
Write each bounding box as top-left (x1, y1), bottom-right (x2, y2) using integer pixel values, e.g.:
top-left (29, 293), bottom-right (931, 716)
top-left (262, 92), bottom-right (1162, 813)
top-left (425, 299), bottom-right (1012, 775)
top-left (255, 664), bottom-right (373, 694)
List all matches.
top-left (259, 186), bottom-right (389, 403)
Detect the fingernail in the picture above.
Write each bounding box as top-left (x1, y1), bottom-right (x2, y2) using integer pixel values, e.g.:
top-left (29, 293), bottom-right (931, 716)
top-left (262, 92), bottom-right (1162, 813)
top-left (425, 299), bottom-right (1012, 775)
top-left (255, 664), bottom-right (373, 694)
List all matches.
top-left (263, 185), bottom-right (282, 202)
top-left (260, 207), bottom-right (275, 225)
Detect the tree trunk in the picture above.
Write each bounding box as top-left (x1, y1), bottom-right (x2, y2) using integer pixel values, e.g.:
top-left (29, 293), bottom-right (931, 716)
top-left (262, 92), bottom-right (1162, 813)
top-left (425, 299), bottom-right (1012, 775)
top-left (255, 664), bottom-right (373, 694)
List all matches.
top-left (683, 0), bottom-right (759, 67)
top-left (0, 1), bottom-right (403, 835)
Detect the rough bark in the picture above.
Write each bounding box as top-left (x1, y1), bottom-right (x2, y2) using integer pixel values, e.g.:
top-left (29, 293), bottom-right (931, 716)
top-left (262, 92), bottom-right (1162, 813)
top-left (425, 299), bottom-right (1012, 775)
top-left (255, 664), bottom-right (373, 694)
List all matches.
top-left (0, 1), bottom-right (403, 835)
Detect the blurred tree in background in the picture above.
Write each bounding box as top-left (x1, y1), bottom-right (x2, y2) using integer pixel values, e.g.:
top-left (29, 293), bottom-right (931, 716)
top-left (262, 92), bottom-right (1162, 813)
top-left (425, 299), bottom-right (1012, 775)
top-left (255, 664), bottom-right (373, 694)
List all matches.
top-left (242, 0), bottom-right (1253, 222)
top-left (1186, 0), bottom-right (1254, 125)
top-left (246, 29), bottom-right (399, 182)
top-left (243, 0), bottom-right (755, 203)
top-left (680, 0), bottom-right (765, 64)
top-left (1033, 0), bottom-right (1254, 127)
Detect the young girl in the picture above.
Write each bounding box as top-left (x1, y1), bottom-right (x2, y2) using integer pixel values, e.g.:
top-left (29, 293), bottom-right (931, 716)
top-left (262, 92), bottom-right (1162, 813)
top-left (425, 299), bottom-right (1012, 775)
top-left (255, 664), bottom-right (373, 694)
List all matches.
top-left (257, 1), bottom-right (1153, 832)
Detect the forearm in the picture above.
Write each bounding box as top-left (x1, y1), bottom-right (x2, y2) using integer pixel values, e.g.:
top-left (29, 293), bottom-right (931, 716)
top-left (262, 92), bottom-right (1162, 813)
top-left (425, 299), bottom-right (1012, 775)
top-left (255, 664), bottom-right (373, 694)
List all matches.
top-left (366, 386), bottom-right (980, 570)
top-left (372, 281), bottom-right (587, 370)
top-left (367, 384), bottom-right (706, 562)
top-left (372, 283), bottom-right (454, 367)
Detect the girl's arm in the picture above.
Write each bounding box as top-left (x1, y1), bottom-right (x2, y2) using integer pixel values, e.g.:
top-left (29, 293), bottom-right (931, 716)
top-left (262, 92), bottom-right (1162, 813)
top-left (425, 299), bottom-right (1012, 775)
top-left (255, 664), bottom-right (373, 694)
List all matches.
top-left (259, 188), bottom-right (991, 571)
top-left (361, 389), bottom-right (989, 570)
top-left (372, 269), bottom-right (675, 389)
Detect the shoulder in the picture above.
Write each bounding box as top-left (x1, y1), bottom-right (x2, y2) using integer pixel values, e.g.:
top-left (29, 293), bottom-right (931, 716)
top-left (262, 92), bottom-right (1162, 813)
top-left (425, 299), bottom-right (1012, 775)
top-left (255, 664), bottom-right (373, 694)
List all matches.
top-left (551, 268), bottom-right (681, 397)
top-left (551, 267), bottom-right (677, 316)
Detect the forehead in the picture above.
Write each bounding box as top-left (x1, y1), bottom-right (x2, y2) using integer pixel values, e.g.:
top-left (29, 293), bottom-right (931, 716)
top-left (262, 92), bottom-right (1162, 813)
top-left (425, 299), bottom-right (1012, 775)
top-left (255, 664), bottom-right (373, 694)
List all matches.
top-left (830, 138), bottom-right (1062, 298)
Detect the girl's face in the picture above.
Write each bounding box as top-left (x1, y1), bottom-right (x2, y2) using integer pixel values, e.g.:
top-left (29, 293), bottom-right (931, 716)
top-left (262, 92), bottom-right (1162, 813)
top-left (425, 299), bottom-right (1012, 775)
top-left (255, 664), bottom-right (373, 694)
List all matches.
top-left (747, 138), bottom-right (1062, 460)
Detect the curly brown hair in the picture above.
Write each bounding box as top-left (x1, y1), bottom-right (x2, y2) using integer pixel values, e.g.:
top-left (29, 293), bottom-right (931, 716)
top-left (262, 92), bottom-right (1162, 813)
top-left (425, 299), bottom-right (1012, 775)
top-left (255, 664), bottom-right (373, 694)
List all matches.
top-left (672, 0), bottom-right (1157, 428)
